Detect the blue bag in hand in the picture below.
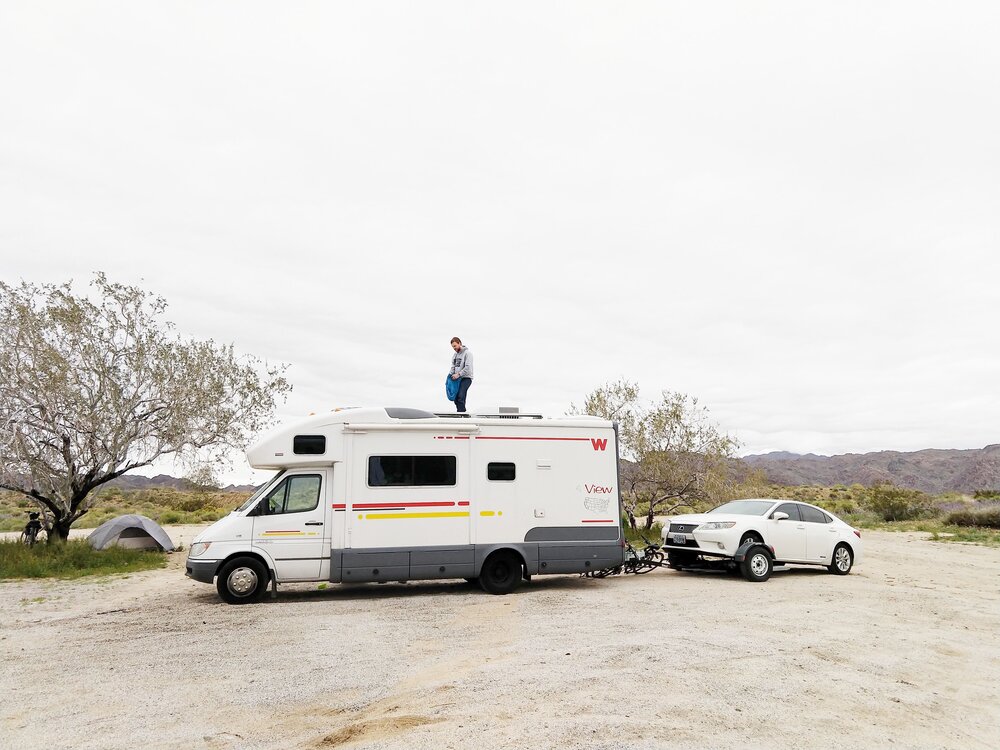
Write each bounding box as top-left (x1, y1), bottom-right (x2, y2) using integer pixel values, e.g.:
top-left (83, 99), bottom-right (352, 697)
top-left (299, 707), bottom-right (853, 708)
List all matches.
top-left (446, 374), bottom-right (460, 402)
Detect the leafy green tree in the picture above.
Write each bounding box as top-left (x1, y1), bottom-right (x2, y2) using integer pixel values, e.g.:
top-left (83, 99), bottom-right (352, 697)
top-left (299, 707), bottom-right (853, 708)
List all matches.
top-left (572, 379), bottom-right (738, 529)
top-left (0, 274), bottom-right (291, 541)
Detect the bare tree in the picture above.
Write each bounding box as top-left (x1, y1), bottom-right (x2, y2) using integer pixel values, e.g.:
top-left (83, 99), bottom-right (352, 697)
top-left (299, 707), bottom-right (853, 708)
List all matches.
top-left (572, 380), bottom-right (738, 529)
top-left (0, 274), bottom-right (291, 541)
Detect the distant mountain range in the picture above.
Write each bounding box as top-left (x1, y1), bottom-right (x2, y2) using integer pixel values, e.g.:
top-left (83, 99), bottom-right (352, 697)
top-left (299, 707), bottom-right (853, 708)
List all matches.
top-left (107, 474), bottom-right (257, 494)
top-left (743, 445), bottom-right (1000, 494)
top-left (105, 444), bottom-right (1000, 497)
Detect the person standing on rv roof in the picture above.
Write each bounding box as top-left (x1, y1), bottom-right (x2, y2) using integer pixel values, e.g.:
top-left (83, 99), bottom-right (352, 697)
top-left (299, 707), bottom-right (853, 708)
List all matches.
top-left (449, 337), bottom-right (474, 413)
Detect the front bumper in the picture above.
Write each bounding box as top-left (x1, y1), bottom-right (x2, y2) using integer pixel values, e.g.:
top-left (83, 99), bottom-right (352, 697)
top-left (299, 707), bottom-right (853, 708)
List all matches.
top-left (661, 527), bottom-right (742, 558)
top-left (186, 559), bottom-right (220, 584)
top-left (659, 543), bottom-right (732, 559)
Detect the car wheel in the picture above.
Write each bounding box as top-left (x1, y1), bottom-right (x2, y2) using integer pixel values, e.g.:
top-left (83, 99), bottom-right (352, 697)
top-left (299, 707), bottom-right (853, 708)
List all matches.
top-left (217, 557), bottom-right (269, 604)
top-left (828, 544), bottom-right (854, 575)
top-left (478, 551), bottom-right (522, 595)
top-left (740, 546), bottom-right (772, 582)
top-left (739, 533), bottom-right (763, 548)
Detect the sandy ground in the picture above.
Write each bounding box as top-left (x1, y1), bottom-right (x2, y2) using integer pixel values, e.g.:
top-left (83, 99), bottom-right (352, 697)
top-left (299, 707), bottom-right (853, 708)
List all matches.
top-left (2, 528), bottom-right (999, 750)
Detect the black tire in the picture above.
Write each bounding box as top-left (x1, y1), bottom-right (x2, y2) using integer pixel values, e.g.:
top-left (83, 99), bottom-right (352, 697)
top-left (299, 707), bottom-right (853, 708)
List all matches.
top-left (740, 546), bottom-right (773, 582)
top-left (828, 544), bottom-right (854, 575)
top-left (667, 551), bottom-right (695, 570)
top-left (217, 557), bottom-right (269, 604)
top-left (739, 533), bottom-right (763, 548)
top-left (478, 551), bottom-right (523, 595)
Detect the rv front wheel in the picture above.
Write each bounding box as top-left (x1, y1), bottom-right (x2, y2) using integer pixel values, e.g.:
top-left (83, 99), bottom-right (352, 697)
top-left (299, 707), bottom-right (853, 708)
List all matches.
top-left (217, 557), bottom-right (269, 604)
top-left (478, 551), bottom-right (522, 595)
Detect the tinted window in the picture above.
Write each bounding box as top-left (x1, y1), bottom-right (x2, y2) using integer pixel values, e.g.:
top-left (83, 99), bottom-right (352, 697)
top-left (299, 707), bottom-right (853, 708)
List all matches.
top-left (773, 503), bottom-right (801, 521)
top-left (260, 475), bottom-right (321, 515)
top-left (799, 505), bottom-right (829, 523)
top-left (488, 462), bottom-right (516, 481)
top-left (293, 435), bottom-right (326, 455)
top-left (708, 500), bottom-right (775, 516)
top-left (368, 456), bottom-right (457, 486)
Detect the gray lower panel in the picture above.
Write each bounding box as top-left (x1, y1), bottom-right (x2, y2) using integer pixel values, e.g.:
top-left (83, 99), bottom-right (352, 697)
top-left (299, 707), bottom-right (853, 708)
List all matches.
top-left (330, 541), bottom-right (622, 583)
top-left (525, 526), bottom-right (621, 542)
top-left (337, 545), bottom-right (476, 583)
top-left (537, 542), bottom-right (624, 574)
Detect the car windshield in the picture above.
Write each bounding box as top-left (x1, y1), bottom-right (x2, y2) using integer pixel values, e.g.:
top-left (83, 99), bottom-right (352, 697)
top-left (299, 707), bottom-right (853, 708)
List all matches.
top-left (708, 500), bottom-right (775, 516)
top-left (237, 471), bottom-right (285, 512)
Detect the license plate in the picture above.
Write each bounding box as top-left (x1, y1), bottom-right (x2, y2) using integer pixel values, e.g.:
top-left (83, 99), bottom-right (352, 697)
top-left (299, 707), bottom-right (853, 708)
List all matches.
top-left (671, 533), bottom-right (687, 544)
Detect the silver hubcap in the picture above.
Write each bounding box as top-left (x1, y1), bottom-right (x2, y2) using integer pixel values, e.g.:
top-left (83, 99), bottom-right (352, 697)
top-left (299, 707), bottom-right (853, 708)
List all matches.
top-left (228, 567), bottom-right (258, 596)
top-left (836, 547), bottom-right (851, 571)
top-left (750, 553), bottom-right (769, 577)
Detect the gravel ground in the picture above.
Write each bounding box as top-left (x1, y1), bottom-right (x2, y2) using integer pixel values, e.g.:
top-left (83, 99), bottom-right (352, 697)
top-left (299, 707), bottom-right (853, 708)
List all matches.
top-left (2, 528), bottom-right (999, 750)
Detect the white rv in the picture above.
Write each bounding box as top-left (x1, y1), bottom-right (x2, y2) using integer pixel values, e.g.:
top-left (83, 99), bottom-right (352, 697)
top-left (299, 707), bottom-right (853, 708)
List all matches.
top-left (186, 407), bottom-right (624, 603)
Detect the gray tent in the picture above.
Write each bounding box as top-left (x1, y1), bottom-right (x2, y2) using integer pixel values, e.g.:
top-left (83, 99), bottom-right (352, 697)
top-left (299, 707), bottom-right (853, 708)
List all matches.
top-left (87, 514), bottom-right (175, 552)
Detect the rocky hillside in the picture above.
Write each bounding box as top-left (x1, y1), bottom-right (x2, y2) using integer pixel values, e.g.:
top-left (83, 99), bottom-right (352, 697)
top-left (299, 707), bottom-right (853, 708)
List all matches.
top-left (107, 474), bottom-right (257, 494)
top-left (743, 445), bottom-right (1000, 494)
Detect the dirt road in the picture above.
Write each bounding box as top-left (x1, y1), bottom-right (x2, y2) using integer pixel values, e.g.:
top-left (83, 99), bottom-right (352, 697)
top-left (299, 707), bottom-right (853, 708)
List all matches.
top-left (2, 529), bottom-right (998, 749)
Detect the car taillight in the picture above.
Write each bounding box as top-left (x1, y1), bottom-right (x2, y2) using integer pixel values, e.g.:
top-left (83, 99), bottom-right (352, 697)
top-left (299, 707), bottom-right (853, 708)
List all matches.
top-left (853, 529), bottom-right (862, 539)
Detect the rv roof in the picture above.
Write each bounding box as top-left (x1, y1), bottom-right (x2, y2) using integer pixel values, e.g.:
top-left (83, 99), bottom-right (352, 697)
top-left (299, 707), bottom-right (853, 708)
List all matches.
top-left (264, 407), bottom-right (611, 430)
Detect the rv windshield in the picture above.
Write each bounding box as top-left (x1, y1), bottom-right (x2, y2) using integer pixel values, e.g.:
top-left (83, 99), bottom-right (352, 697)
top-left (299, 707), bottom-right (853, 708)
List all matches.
top-left (237, 471), bottom-right (286, 512)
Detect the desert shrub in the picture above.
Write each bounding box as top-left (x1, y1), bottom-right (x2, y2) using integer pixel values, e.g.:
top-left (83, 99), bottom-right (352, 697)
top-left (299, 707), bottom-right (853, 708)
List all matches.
top-left (945, 508), bottom-right (1000, 529)
top-left (973, 489), bottom-right (1000, 500)
top-left (174, 496), bottom-right (210, 512)
top-left (862, 482), bottom-right (931, 522)
top-left (0, 540), bottom-right (166, 579)
top-left (196, 509), bottom-right (226, 523)
top-left (158, 510), bottom-right (183, 525)
top-left (817, 498), bottom-right (860, 517)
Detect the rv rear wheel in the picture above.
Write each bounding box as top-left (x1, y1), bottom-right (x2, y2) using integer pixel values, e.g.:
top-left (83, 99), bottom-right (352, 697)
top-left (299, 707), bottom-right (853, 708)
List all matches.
top-left (478, 551), bottom-right (522, 595)
top-left (217, 556), bottom-right (269, 604)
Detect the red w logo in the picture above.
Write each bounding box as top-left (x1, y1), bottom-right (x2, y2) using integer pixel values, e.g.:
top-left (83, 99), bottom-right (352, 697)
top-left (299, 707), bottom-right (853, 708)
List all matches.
top-left (591, 438), bottom-right (608, 451)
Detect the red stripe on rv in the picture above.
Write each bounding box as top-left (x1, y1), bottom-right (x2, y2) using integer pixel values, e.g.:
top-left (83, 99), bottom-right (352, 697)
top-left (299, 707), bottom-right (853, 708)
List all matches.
top-left (352, 501), bottom-right (457, 509)
top-left (473, 436), bottom-right (591, 441)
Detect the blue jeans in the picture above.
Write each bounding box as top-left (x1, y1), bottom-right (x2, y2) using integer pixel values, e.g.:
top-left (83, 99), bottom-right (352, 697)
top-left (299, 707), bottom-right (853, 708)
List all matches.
top-left (455, 378), bottom-right (472, 413)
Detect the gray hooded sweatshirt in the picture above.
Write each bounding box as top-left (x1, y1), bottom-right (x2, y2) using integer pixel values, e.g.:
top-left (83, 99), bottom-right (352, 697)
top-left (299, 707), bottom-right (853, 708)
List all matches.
top-left (450, 346), bottom-right (474, 379)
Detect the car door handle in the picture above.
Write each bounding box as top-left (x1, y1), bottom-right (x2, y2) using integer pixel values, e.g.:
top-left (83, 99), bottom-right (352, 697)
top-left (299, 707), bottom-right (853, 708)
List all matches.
top-left (305, 521), bottom-right (323, 526)
top-left (796, 525), bottom-right (805, 529)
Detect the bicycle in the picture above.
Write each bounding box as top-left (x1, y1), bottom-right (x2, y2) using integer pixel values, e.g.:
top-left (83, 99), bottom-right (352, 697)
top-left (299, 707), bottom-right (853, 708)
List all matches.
top-left (583, 534), bottom-right (665, 578)
top-left (19, 512), bottom-right (44, 547)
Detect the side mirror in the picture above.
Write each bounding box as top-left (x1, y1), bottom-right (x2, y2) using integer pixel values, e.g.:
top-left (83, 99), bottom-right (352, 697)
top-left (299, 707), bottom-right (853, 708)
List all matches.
top-left (772, 511), bottom-right (789, 521)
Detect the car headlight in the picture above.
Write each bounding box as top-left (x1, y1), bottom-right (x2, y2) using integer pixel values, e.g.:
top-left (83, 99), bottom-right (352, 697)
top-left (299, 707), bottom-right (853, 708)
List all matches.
top-left (189, 542), bottom-right (212, 557)
top-left (699, 522), bottom-right (736, 530)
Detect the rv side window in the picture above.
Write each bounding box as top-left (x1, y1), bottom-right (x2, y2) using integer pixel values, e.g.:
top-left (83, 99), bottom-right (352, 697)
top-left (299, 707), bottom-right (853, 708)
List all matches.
top-left (368, 456), bottom-right (456, 487)
top-left (293, 435), bottom-right (326, 455)
top-left (260, 475), bottom-right (322, 514)
top-left (487, 462), bottom-right (516, 481)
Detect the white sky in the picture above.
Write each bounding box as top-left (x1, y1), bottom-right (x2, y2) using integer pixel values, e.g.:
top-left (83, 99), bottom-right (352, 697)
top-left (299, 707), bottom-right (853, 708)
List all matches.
top-left (2, 2), bottom-right (999, 485)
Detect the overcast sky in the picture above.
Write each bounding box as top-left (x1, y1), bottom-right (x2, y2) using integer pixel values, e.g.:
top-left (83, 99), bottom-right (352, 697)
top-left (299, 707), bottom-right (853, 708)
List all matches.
top-left (2, 2), bottom-right (999, 484)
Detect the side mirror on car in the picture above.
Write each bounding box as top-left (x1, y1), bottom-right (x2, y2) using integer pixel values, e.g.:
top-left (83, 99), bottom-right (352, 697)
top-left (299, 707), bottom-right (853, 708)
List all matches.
top-left (772, 511), bottom-right (789, 521)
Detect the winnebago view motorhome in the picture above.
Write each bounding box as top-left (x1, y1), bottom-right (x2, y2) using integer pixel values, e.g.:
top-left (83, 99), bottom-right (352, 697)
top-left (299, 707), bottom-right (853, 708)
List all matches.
top-left (186, 407), bottom-right (625, 603)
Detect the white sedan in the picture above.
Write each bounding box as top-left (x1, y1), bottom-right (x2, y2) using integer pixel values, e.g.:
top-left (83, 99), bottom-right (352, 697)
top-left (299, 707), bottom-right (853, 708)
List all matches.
top-left (660, 498), bottom-right (863, 582)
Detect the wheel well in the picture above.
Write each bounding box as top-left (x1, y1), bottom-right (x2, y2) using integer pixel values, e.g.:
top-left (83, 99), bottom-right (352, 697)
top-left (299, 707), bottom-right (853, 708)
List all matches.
top-left (219, 551), bottom-right (274, 580)
top-left (484, 548), bottom-right (526, 571)
top-left (740, 530), bottom-right (764, 543)
top-left (834, 541), bottom-right (854, 556)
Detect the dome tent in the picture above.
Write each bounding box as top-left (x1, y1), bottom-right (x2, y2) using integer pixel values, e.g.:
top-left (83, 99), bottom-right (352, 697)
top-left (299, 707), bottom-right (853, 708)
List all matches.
top-left (87, 514), bottom-right (175, 552)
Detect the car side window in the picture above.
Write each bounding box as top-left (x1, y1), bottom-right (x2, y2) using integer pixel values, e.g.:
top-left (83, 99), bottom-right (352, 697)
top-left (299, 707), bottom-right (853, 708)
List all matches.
top-left (799, 505), bottom-right (828, 524)
top-left (773, 503), bottom-right (801, 521)
top-left (259, 475), bottom-right (321, 515)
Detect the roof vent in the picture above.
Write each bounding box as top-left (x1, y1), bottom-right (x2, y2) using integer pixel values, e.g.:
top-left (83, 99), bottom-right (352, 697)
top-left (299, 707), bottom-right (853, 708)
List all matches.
top-left (385, 407), bottom-right (437, 420)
